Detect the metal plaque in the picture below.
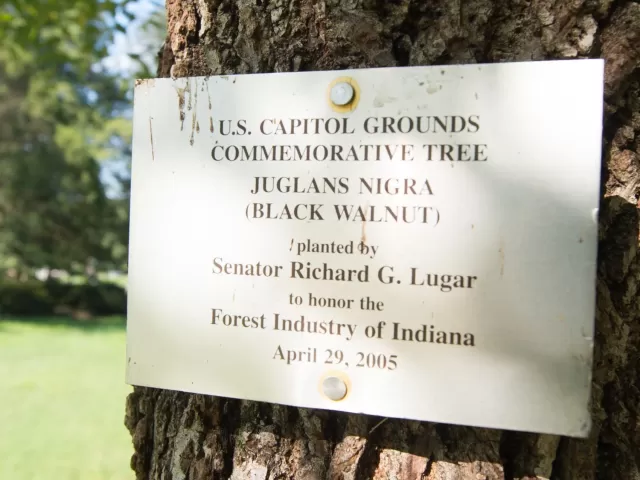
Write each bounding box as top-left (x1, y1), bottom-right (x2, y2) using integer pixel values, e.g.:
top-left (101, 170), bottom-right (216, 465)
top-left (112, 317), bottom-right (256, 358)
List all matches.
top-left (126, 60), bottom-right (604, 437)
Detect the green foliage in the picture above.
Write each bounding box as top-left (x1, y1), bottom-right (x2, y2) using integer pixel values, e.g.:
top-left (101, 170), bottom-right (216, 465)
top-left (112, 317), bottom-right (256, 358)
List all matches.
top-left (0, 0), bottom-right (137, 274)
top-left (1, 0), bottom-right (134, 69)
top-left (0, 55), bottom-right (131, 272)
top-left (0, 279), bottom-right (127, 316)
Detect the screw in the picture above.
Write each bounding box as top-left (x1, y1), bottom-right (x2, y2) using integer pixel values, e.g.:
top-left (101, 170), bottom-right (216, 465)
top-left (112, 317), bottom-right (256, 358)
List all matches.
top-left (322, 376), bottom-right (347, 401)
top-left (330, 82), bottom-right (355, 106)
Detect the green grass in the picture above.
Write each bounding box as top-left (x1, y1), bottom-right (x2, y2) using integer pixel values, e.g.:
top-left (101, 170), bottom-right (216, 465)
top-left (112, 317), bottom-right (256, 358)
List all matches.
top-left (0, 316), bottom-right (133, 479)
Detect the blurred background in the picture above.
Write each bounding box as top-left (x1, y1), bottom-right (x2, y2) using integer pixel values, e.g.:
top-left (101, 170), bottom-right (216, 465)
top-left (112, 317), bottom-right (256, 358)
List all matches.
top-left (1, 0), bottom-right (165, 478)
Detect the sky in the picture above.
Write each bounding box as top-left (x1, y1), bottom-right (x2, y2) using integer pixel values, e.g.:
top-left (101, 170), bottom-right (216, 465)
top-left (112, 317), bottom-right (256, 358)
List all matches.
top-left (102, 0), bottom-right (164, 78)
top-left (100, 0), bottom-right (165, 197)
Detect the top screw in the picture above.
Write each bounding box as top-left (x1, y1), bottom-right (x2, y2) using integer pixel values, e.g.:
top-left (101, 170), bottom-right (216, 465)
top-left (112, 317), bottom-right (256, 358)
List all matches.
top-left (330, 82), bottom-right (355, 106)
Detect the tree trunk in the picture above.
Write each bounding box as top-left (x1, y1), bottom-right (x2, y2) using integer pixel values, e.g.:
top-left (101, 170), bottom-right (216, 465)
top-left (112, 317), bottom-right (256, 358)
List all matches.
top-left (125, 0), bottom-right (640, 478)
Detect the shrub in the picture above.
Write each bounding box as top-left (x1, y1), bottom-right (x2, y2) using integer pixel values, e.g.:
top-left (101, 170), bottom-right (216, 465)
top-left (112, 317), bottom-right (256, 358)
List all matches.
top-left (0, 279), bottom-right (127, 317)
top-left (94, 283), bottom-right (128, 315)
top-left (43, 280), bottom-right (74, 301)
top-left (61, 283), bottom-right (127, 315)
top-left (0, 281), bottom-right (55, 315)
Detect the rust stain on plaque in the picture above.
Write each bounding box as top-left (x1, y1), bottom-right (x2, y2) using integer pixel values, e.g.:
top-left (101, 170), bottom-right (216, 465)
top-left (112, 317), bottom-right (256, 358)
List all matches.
top-left (148, 118), bottom-right (155, 161)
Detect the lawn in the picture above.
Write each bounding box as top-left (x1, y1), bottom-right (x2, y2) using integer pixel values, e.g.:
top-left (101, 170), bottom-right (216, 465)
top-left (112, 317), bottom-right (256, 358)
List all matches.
top-left (0, 316), bottom-right (133, 480)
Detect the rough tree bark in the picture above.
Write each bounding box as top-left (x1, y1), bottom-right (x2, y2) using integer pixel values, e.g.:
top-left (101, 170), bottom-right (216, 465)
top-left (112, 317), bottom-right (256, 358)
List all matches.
top-left (126, 0), bottom-right (640, 478)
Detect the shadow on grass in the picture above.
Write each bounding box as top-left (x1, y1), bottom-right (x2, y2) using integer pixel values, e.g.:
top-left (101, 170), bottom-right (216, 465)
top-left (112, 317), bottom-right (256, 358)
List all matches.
top-left (0, 315), bottom-right (127, 332)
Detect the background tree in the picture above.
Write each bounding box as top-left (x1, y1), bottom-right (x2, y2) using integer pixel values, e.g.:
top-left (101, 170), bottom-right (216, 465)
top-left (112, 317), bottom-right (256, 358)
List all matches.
top-left (125, 1), bottom-right (640, 478)
top-left (0, 0), bottom-right (133, 276)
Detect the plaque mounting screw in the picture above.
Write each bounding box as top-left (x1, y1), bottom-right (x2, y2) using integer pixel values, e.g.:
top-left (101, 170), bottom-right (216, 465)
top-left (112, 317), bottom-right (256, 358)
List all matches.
top-left (322, 376), bottom-right (347, 401)
top-left (330, 82), bottom-right (355, 106)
